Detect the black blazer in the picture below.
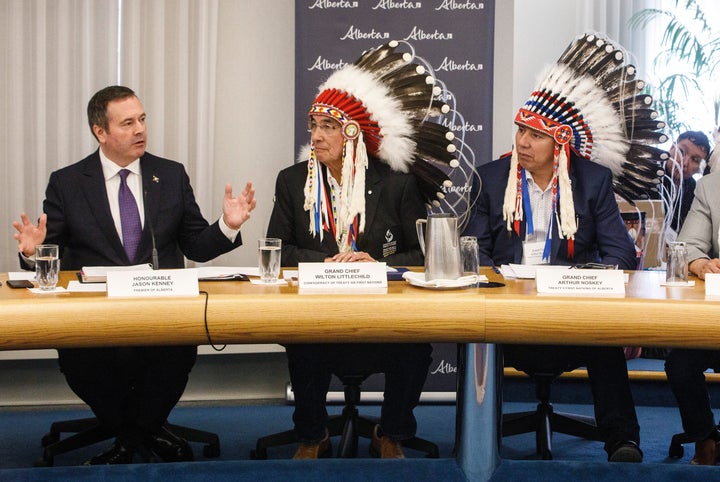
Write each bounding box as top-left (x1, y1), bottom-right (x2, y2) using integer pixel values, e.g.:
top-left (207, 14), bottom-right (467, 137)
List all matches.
top-left (26, 150), bottom-right (241, 271)
top-left (267, 158), bottom-right (425, 267)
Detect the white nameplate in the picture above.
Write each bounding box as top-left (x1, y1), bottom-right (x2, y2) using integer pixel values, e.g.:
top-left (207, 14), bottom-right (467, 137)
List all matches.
top-left (107, 268), bottom-right (199, 297)
top-left (705, 273), bottom-right (720, 296)
top-left (536, 268), bottom-right (625, 295)
top-left (298, 262), bottom-right (388, 292)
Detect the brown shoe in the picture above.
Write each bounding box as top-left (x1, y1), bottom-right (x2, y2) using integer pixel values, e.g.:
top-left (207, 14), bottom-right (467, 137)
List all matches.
top-left (690, 438), bottom-right (720, 465)
top-left (292, 434), bottom-right (332, 459)
top-left (371, 425), bottom-right (405, 459)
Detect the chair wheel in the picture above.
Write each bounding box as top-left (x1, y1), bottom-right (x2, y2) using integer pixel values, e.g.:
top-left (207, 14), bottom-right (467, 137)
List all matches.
top-left (669, 442), bottom-right (684, 458)
top-left (203, 443), bottom-right (220, 458)
top-left (250, 448), bottom-right (267, 460)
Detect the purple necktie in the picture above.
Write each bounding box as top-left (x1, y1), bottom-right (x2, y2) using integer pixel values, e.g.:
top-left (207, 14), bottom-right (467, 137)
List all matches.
top-left (118, 169), bottom-right (142, 262)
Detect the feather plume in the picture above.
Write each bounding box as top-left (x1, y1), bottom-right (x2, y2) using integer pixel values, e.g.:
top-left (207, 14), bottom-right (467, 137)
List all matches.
top-left (521, 33), bottom-right (667, 200)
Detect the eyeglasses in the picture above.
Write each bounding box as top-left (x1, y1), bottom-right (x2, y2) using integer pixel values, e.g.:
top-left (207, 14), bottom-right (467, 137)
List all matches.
top-left (307, 121), bottom-right (339, 134)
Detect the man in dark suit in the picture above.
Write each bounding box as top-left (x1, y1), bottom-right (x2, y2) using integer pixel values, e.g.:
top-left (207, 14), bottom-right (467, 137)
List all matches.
top-left (267, 92), bottom-right (431, 459)
top-left (269, 157), bottom-right (425, 267)
top-left (469, 146), bottom-right (638, 270)
top-left (659, 130), bottom-right (710, 232)
top-left (464, 121), bottom-right (643, 463)
top-left (12, 85), bottom-right (256, 464)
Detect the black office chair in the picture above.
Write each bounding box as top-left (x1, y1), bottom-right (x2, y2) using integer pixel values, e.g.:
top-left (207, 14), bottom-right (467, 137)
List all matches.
top-left (36, 416), bottom-right (220, 467)
top-left (250, 372), bottom-right (439, 459)
top-left (502, 364), bottom-right (605, 460)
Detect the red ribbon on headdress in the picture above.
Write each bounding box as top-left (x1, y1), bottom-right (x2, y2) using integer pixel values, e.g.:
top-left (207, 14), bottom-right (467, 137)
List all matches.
top-left (553, 139), bottom-right (574, 259)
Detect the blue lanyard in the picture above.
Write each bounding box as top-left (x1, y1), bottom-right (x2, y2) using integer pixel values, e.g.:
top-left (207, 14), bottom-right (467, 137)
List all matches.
top-left (521, 168), bottom-right (555, 262)
top-left (521, 169), bottom-right (534, 235)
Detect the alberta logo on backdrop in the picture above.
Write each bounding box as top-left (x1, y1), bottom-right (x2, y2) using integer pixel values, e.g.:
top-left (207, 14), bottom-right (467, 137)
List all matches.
top-left (442, 117), bottom-right (483, 133)
top-left (307, 57), bottom-right (349, 71)
top-left (435, 0), bottom-right (484, 10)
top-left (340, 25), bottom-right (390, 41)
top-left (405, 26), bottom-right (453, 41)
top-left (430, 358), bottom-right (458, 375)
top-left (436, 57), bottom-right (483, 72)
top-left (372, 1), bottom-right (422, 9)
top-left (308, 0), bottom-right (359, 9)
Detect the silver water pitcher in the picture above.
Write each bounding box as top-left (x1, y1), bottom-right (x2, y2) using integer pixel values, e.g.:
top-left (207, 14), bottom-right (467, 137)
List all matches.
top-left (416, 213), bottom-right (463, 281)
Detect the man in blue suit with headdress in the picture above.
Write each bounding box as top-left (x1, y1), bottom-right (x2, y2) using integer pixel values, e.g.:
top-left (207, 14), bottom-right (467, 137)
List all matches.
top-left (465, 33), bottom-right (669, 463)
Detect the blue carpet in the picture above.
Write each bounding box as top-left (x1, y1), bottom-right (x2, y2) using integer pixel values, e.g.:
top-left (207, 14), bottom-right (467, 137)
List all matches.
top-left (0, 404), bottom-right (464, 481)
top-left (0, 404), bottom-right (454, 466)
top-left (489, 459), bottom-right (716, 482)
top-left (0, 459), bottom-right (467, 482)
top-left (0, 400), bottom-right (716, 480)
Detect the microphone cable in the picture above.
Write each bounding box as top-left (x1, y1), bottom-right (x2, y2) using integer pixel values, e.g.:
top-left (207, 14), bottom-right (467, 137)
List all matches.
top-left (200, 290), bottom-right (226, 351)
top-left (144, 183), bottom-right (221, 350)
top-left (143, 188), bottom-right (159, 270)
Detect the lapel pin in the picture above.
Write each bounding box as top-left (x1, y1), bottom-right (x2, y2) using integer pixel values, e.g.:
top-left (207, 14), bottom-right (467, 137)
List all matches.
top-left (153, 175), bottom-right (159, 183)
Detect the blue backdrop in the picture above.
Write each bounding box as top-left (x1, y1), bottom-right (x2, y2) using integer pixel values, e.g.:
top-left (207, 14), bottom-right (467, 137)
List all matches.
top-left (295, 0), bottom-right (495, 399)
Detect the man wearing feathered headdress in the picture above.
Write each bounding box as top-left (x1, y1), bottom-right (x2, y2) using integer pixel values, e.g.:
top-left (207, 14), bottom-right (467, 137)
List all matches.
top-left (463, 32), bottom-right (668, 462)
top-left (266, 41), bottom-right (473, 459)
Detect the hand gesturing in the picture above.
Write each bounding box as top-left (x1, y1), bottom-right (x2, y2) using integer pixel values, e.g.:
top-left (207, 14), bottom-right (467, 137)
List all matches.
top-left (222, 182), bottom-right (256, 230)
top-left (12, 212), bottom-right (47, 257)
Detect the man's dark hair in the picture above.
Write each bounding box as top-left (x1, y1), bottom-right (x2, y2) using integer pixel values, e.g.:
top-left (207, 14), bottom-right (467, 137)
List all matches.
top-left (677, 130), bottom-right (711, 158)
top-left (87, 86), bottom-right (136, 141)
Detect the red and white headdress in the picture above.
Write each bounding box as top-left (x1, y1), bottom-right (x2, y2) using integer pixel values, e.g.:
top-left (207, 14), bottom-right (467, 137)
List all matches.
top-left (503, 32), bottom-right (668, 256)
top-left (303, 40), bottom-right (478, 251)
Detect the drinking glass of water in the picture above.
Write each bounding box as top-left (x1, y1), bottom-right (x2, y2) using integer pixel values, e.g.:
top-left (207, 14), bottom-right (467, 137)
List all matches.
top-left (258, 238), bottom-right (282, 283)
top-left (35, 244), bottom-right (60, 290)
top-left (460, 236), bottom-right (480, 276)
top-left (666, 241), bottom-right (688, 285)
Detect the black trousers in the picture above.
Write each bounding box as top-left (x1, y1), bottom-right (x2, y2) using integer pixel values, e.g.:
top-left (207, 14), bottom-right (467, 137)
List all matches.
top-left (665, 348), bottom-right (720, 441)
top-left (58, 345), bottom-right (197, 446)
top-left (503, 344), bottom-right (640, 453)
top-left (285, 343), bottom-right (433, 442)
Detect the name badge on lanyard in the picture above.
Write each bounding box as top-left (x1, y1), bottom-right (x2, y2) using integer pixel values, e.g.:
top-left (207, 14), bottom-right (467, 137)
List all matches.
top-left (523, 241), bottom-right (547, 265)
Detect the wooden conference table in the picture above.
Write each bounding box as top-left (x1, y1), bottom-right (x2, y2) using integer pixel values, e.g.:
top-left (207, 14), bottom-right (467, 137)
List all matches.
top-left (0, 268), bottom-right (716, 350)
top-left (0, 268), bottom-right (716, 480)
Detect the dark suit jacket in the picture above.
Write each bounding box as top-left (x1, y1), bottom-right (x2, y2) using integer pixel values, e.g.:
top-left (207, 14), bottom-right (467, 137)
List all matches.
top-left (463, 154), bottom-right (636, 270)
top-left (267, 158), bottom-right (425, 267)
top-left (26, 149), bottom-right (241, 271)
